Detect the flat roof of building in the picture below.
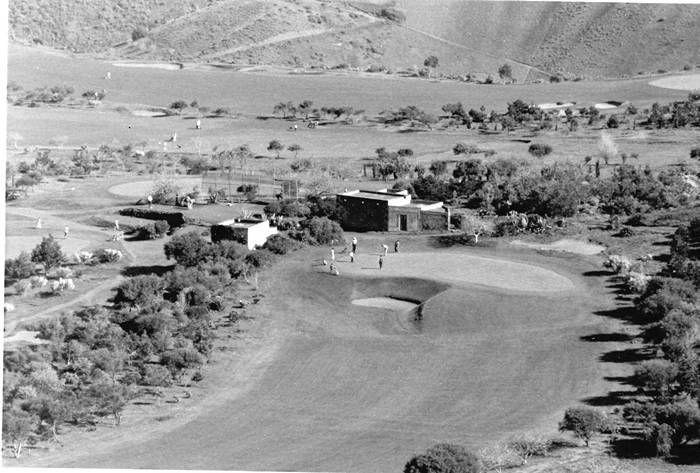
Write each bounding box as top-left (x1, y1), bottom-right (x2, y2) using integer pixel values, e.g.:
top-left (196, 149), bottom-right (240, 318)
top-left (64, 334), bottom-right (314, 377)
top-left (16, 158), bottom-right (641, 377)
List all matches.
top-left (339, 189), bottom-right (410, 202)
top-left (217, 218), bottom-right (267, 228)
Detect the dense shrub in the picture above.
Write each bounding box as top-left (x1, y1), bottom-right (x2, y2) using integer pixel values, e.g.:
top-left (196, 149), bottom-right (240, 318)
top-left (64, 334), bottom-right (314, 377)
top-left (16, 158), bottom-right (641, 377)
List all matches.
top-left (691, 147), bottom-right (700, 159)
top-left (636, 277), bottom-right (697, 324)
top-left (244, 249), bottom-right (276, 269)
top-left (93, 248), bottom-right (123, 263)
top-left (114, 275), bottom-right (166, 309)
top-left (404, 443), bottom-right (482, 473)
top-left (141, 364), bottom-right (172, 387)
top-left (292, 217), bottom-right (344, 246)
top-left (164, 232), bottom-right (211, 266)
top-left (263, 234), bottom-right (302, 255)
top-left (136, 221), bottom-right (168, 240)
top-left (528, 143), bottom-right (553, 157)
top-left (559, 407), bottom-right (607, 447)
top-left (119, 208), bottom-right (186, 228)
top-left (5, 252), bottom-right (35, 281)
top-left (31, 236), bottom-right (66, 270)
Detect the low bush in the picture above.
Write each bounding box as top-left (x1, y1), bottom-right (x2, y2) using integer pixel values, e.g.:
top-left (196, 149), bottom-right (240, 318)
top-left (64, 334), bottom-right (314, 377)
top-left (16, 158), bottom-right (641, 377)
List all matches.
top-left (5, 252), bottom-right (34, 280)
top-left (404, 443), bottom-right (482, 473)
top-left (14, 279), bottom-right (32, 296)
top-left (244, 249), bottom-right (276, 269)
top-left (29, 275), bottom-right (48, 289)
top-left (49, 278), bottom-right (75, 295)
top-left (94, 248), bottom-right (123, 263)
top-left (528, 143), bottom-right (553, 157)
top-left (263, 234), bottom-right (302, 255)
top-left (691, 147), bottom-right (700, 159)
top-left (47, 266), bottom-right (73, 279)
top-left (142, 364), bottom-right (172, 387)
top-left (604, 254), bottom-right (632, 274)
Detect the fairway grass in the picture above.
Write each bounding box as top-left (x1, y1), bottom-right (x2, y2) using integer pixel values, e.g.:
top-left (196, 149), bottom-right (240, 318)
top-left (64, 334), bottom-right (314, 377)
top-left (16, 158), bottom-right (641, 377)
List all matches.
top-left (35, 246), bottom-right (621, 473)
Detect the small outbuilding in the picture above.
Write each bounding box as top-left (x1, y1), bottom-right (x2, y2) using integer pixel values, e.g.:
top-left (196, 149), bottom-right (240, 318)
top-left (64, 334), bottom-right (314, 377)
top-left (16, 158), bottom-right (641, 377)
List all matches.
top-left (336, 189), bottom-right (450, 232)
top-left (211, 218), bottom-right (278, 250)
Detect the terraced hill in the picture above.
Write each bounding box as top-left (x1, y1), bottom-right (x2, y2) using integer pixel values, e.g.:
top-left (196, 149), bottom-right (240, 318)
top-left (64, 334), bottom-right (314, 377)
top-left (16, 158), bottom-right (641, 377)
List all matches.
top-left (9, 0), bottom-right (700, 80)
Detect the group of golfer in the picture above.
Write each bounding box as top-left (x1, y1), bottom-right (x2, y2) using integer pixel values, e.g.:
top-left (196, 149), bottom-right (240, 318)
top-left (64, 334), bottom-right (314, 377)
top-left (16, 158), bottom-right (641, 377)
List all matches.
top-left (326, 236), bottom-right (400, 275)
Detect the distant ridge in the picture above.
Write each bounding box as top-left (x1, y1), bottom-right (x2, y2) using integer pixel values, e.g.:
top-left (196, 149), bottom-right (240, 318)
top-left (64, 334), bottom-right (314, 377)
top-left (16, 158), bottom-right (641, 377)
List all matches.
top-left (9, 0), bottom-right (700, 81)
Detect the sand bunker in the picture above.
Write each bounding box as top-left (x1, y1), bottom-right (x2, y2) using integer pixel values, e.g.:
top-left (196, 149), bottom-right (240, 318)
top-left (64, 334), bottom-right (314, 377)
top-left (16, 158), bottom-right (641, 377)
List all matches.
top-left (538, 102), bottom-right (575, 110)
top-left (352, 297), bottom-right (418, 311)
top-left (511, 239), bottom-right (604, 256)
top-left (5, 236), bottom-right (90, 259)
top-left (132, 110), bottom-right (167, 117)
top-left (109, 177), bottom-right (203, 198)
top-left (594, 102), bottom-right (618, 110)
top-left (649, 74), bottom-right (700, 91)
top-left (112, 62), bottom-right (181, 71)
top-left (340, 252), bottom-right (574, 292)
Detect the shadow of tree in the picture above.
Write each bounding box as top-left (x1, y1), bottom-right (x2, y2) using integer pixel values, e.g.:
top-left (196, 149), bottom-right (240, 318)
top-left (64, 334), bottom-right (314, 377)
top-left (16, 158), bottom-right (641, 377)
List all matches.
top-left (600, 347), bottom-right (654, 363)
top-left (582, 390), bottom-right (637, 406)
top-left (121, 265), bottom-right (175, 277)
top-left (594, 306), bottom-right (644, 325)
top-left (580, 332), bottom-right (634, 342)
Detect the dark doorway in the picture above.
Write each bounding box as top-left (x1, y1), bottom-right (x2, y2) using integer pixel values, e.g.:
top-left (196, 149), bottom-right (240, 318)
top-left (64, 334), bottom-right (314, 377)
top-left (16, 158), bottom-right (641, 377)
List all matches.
top-left (400, 214), bottom-right (407, 231)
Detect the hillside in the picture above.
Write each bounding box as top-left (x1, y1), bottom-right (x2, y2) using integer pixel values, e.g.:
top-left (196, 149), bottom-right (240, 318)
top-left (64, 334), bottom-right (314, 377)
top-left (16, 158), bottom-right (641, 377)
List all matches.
top-left (8, 0), bottom-right (700, 80)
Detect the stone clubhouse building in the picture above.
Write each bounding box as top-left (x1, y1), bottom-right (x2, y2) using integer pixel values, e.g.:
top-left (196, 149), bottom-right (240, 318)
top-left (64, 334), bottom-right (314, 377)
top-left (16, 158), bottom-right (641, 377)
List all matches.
top-left (336, 189), bottom-right (450, 232)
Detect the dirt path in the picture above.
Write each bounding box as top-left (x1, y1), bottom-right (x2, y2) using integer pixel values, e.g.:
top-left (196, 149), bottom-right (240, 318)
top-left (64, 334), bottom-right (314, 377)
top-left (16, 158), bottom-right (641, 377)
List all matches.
top-left (4, 275), bottom-right (124, 334)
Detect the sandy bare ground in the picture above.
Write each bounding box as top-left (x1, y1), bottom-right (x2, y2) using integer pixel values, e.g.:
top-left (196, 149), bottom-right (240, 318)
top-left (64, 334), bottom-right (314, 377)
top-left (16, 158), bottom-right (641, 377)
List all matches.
top-left (510, 239), bottom-right (605, 256)
top-left (649, 73), bottom-right (700, 91)
top-left (108, 177), bottom-right (203, 198)
top-left (30, 244), bottom-right (630, 473)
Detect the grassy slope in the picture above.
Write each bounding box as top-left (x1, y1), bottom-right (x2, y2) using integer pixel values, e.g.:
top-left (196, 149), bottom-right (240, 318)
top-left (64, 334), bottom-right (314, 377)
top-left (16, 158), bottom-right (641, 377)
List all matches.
top-left (397, 0), bottom-right (700, 79)
top-left (9, 1), bottom-right (700, 79)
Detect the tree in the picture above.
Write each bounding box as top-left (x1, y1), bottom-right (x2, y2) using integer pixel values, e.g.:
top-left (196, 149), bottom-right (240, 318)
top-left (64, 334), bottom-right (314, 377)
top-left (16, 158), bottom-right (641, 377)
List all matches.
top-left (268, 140), bottom-right (284, 158)
top-left (423, 55), bottom-right (439, 78)
top-left (114, 275), bottom-right (166, 310)
top-left (429, 160), bottom-right (448, 176)
top-left (131, 26), bottom-right (148, 41)
top-left (287, 143), bottom-right (302, 158)
top-left (5, 251), bottom-right (35, 280)
top-left (234, 144), bottom-right (253, 169)
top-left (498, 63), bottom-right (513, 81)
top-left (2, 408), bottom-right (38, 458)
top-left (164, 232), bottom-right (212, 267)
top-left (273, 102), bottom-right (287, 118)
top-left (71, 145), bottom-right (98, 176)
top-left (298, 99), bottom-right (314, 119)
top-left (170, 100), bottom-right (188, 112)
top-left (31, 235), bottom-right (66, 271)
top-left (88, 382), bottom-right (133, 425)
top-left (404, 443), bottom-right (481, 473)
top-left (559, 406), bottom-right (607, 446)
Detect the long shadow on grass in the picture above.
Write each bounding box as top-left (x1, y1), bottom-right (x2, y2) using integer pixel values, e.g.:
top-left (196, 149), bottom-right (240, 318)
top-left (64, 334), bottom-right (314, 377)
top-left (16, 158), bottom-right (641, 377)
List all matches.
top-left (580, 332), bottom-right (633, 342)
top-left (122, 264), bottom-right (175, 277)
top-left (582, 390), bottom-right (637, 406)
top-left (582, 269), bottom-right (615, 277)
top-left (610, 437), bottom-right (700, 464)
top-left (594, 306), bottom-right (645, 325)
top-left (599, 347), bottom-right (654, 363)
